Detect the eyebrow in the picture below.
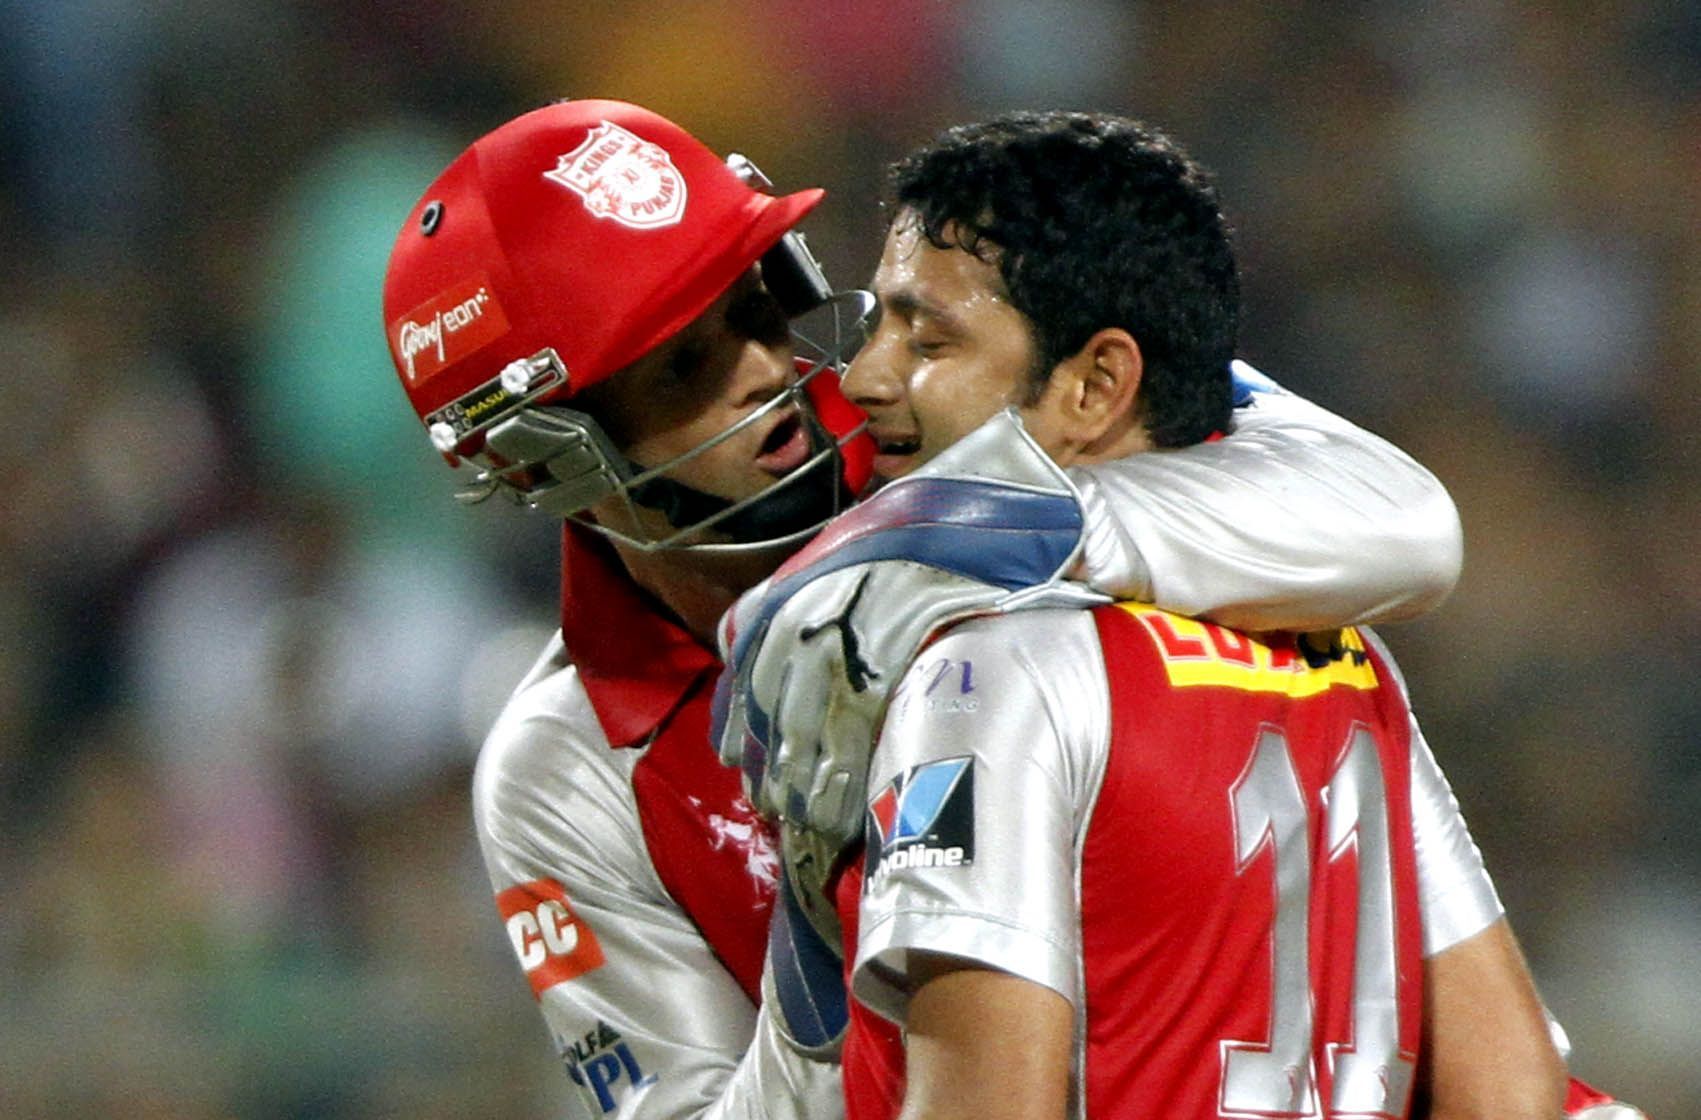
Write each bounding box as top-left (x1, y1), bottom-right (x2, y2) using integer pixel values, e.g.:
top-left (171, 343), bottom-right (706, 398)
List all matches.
top-left (881, 287), bottom-right (965, 334)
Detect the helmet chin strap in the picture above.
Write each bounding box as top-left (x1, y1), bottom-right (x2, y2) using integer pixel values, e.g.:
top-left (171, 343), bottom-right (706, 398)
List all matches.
top-left (623, 423), bottom-right (847, 546)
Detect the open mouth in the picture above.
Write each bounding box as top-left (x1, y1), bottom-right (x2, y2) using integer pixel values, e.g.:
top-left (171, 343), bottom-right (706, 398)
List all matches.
top-left (873, 433), bottom-right (921, 457)
top-left (869, 430), bottom-right (922, 479)
top-left (754, 412), bottom-right (811, 474)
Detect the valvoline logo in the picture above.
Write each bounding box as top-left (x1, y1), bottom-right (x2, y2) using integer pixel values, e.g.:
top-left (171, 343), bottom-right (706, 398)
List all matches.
top-left (864, 755), bottom-right (975, 889)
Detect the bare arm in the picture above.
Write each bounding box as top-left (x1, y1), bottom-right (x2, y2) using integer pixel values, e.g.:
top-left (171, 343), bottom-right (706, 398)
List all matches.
top-left (899, 959), bottom-right (1073, 1120)
top-left (1417, 918), bottom-right (1567, 1120)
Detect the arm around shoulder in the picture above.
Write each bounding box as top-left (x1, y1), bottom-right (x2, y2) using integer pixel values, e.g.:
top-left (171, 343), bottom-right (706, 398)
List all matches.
top-left (1070, 374), bottom-right (1463, 631)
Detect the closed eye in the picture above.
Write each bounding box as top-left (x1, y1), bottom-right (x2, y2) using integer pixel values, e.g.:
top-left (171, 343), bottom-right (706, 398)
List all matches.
top-left (667, 340), bottom-right (708, 383)
top-left (726, 285), bottom-right (790, 348)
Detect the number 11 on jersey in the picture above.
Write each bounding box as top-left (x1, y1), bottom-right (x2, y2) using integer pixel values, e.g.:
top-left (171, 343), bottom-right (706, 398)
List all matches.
top-left (1222, 725), bottom-right (1416, 1119)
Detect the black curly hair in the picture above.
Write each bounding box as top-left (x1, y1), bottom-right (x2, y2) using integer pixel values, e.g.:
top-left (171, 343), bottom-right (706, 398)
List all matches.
top-left (889, 110), bottom-right (1239, 447)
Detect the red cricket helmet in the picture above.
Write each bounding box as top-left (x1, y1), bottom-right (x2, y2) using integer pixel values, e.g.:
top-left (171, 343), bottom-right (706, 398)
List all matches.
top-left (381, 99), bottom-right (872, 550)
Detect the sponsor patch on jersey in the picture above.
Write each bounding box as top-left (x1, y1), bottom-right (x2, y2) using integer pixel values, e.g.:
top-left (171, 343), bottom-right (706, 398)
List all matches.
top-left (560, 1020), bottom-right (656, 1113)
top-left (864, 755), bottom-right (974, 890)
top-left (390, 273), bottom-right (510, 386)
top-left (917, 655), bottom-right (979, 714)
top-left (495, 878), bottom-right (606, 996)
top-left (544, 121), bottom-right (688, 229)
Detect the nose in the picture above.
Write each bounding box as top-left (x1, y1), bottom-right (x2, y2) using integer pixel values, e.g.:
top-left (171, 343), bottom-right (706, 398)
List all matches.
top-left (840, 328), bottom-right (902, 411)
top-left (731, 334), bottom-right (795, 409)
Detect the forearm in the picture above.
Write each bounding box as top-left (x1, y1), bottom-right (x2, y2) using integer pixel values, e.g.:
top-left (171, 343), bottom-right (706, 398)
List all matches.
top-left (1071, 376), bottom-right (1461, 631)
top-left (703, 1002), bottom-right (844, 1120)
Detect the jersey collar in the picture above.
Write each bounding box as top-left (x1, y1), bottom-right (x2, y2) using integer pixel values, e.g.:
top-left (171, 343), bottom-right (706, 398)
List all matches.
top-left (559, 525), bottom-right (721, 747)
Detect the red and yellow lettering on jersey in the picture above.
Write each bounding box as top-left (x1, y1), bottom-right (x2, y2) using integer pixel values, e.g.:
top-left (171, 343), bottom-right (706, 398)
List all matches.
top-left (1118, 603), bottom-right (1379, 697)
top-left (1079, 603), bottom-right (1424, 1118)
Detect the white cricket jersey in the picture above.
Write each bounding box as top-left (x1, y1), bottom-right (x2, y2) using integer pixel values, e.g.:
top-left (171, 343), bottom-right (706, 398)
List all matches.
top-left (853, 610), bottom-right (1502, 1022)
top-left (848, 609), bottom-right (1502, 1119)
top-left (473, 524), bottom-right (843, 1120)
top-left (471, 379), bottom-right (1467, 1120)
top-left (476, 632), bottom-right (841, 1120)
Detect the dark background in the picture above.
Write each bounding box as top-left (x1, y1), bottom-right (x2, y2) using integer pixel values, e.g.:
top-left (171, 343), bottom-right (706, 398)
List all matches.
top-left (1, 2), bottom-right (1695, 1116)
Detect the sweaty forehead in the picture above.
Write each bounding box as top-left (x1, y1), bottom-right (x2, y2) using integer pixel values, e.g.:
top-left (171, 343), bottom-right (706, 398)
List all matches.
top-left (873, 218), bottom-right (1009, 320)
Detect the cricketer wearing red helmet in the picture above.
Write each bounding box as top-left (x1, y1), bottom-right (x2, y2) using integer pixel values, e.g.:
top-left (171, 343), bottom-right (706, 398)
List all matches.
top-left (381, 100), bottom-right (1488, 1120)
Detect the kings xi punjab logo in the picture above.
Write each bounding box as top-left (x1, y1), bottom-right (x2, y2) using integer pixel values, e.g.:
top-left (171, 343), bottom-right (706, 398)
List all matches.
top-left (545, 121), bottom-right (688, 230)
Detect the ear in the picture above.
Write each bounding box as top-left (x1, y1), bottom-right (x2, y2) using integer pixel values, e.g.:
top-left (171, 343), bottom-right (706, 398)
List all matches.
top-left (1051, 327), bottom-right (1144, 448)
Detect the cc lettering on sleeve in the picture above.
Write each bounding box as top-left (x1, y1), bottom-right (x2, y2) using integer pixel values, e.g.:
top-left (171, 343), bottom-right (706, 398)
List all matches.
top-left (495, 878), bottom-right (606, 996)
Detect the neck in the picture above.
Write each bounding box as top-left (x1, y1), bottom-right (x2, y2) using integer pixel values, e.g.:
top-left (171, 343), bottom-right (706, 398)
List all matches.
top-left (1072, 412), bottom-right (1152, 465)
top-left (610, 540), bottom-right (784, 648)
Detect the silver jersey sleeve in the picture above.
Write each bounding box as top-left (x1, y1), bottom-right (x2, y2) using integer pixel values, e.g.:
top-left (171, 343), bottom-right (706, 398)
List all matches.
top-left (1070, 372), bottom-right (1463, 632)
top-left (1361, 629), bottom-right (1504, 955)
top-left (474, 634), bottom-right (840, 1120)
top-left (1407, 715), bottom-right (1504, 954)
top-left (852, 611), bottom-right (1110, 1023)
top-left (851, 613), bottom-right (1503, 1027)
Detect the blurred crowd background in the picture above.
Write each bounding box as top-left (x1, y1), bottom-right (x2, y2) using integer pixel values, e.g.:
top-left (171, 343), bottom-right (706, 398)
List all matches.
top-left (1, 1), bottom-right (1696, 1116)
